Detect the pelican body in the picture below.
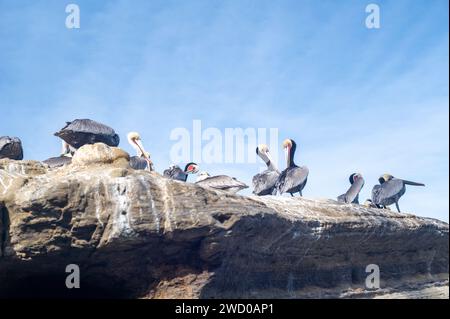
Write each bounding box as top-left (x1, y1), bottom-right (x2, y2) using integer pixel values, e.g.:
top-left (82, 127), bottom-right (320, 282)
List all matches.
top-left (164, 163), bottom-right (199, 182)
top-left (252, 144), bottom-right (280, 196)
top-left (337, 173), bottom-right (365, 204)
top-left (372, 174), bottom-right (425, 212)
top-left (195, 172), bottom-right (248, 194)
top-left (276, 139), bottom-right (309, 196)
top-left (55, 119), bottom-right (120, 149)
top-left (0, 136), bottom-right (23, 160)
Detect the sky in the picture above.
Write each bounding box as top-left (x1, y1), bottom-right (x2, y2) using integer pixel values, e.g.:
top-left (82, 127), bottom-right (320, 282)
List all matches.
top-left (0, 0), bottom-right (448, 222)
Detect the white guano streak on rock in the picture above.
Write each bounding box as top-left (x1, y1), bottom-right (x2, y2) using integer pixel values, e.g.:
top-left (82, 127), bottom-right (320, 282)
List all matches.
top-left (6, 162), bottom-right (26, 176)
top-left (90, 180), bottom-right (104, 228)
top-left (138, 175), bottom-right (160, 234)
top-left (160, 178), bottom-right (176, 234)
top-left (109, 177), bottom-right (135, 240)
top-left (0, 164), bottom-right (28, 195)
top-left (0, 173), bottom-right (11, 195)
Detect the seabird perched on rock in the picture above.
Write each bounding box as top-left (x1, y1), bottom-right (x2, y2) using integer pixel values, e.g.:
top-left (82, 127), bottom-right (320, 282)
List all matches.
top-left (275, 139), bottom-right (309, 197)
top-left (0, 136), bottom-right (23, 160)
top-left (195, 171), bottom-right (248, 194)
top-left (43, 141), bottom-right (73, 168)
top-left (337, 173), bottom-right (365, 204)
top-left (252, 144), bottom-right (280, 196)
top-left (163, 163), bottom-right (199, 182)
top-left (54, 119), bottom-right (120, 149)
top-left (127, 132), bottom-right (153, 171)
top-left (372, 174), bottom-right (425, 213)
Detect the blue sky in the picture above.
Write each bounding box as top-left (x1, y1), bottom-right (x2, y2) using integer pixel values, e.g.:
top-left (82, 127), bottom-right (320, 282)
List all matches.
top-left (0, 0), bottom-right (448, 221)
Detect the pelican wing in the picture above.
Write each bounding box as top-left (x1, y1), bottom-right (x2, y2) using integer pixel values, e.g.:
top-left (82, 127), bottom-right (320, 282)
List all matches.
top-left (196, 175), bottom-right (248, 191)
top-left (43, 156), bottom-right (72, 168)
top-left (0, 136), bottom-right (23, 160)
top-left (55, 119), bottom-right (120, 148)
top-left (163, 165), bottom-right (188, 181)
top-left (277, 166), bottom-right (309, 194)
top-left (371, 179), bottom-right (404, 205)
top-left (252, 170), bottom-right (279, 195)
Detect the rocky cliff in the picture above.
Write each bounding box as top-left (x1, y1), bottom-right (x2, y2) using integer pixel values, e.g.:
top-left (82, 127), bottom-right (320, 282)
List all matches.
top-left (0, 144), bottom-right (448, 299)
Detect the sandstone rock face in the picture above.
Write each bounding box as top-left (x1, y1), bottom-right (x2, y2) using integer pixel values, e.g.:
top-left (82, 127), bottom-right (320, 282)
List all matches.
top-left (0, 145), bottom-right (448, 298)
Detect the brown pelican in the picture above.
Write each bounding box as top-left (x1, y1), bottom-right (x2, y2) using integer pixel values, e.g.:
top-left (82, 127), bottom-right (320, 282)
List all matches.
top-left (43, 141), bottom-right (73, 168)
top-left (195, 171), bottom-right (248, 194)
top-left (252, 144), bottom-right (280, 196)
top-left (54, 119), bottom-right (120, 149)
top-left (275, 139), bottom-right (309, 197)
top-left (0, 136), bottom-right (23, 160)
top-left (43, 155), bottom-right (72, 168)
top-left (337, 173), bottom-right (365, 204)
top-left (372, 174), bottom-right (425, 212)
top-left (163, 163), bottom-right (199, 181)
top-left (127, 132), bottom-right (153, 171)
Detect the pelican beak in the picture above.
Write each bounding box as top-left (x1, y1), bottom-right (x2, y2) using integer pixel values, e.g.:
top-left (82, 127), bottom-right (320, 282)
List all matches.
top-left (284, 146), bottom-right (290, 167)
top-left (191, 166), bottom-right (199, 174)
top-left (266, 150), bottom-right (275, 164)
top-left (402, 179), bottom-right (425, 186)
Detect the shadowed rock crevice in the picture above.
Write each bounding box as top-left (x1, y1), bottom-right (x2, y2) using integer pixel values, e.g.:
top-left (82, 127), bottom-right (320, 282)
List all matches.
top-left (0, 205), bottom-right (10, 257)
top-left (0, 145), bottom-right (448, 299)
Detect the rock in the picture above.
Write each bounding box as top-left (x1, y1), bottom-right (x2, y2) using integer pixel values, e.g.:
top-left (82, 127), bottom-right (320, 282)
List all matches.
top-left (0, 144), bottom-right (448, 298)
top-left (71, 143), bottom-right (130, 168)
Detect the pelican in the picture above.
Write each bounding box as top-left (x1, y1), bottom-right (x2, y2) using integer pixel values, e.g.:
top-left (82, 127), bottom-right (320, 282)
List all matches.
top-left (337, 173), bottom-right (365, 204)
top-left (195, 171), bottom-right (248, 194)
top-left (127, 132), bottom-right (153, 171)
top-left (43, 155), bottom-right (72, 168)
top-left (275, 139), bottom-right (309, 197)
top-left (54, 119), bottom-right (120, 149)
top-left (0, 136), bottom-right (23, 160)
top-left (163, 163), bottom-right (199, 181)
top-left (372, 174), bottom-right (425, 213)
top-left (43, 141), bottom-right (73, 168)
top-left (252, 144), bottom-right (280, 196)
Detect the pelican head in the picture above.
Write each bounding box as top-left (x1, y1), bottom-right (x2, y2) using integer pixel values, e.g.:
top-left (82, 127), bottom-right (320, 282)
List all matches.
top-left (127, 131), bottom-right (141, 144)
top-left (363, 199), bottom-right (374, 208)
top-left (256, 144), bottom-right (269, 155)
top-left (127, 132), bottom-right (146, 156)
top-left (379, 173), bottom-right (394, 184)
top-left (282, 139), bottom-right (293, 149)
top-left (196, 171), bottom-right (210, 182)
top-left (282, 138), bottom-right (296, 167)
top-left (184, 162), bottom-right (199, 174)
top-left (349, 173), bottom-right (363, 184)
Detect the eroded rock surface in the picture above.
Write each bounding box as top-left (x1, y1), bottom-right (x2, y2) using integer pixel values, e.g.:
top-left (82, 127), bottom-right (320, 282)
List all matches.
top-left (0, 144), bottom-right (448, 298)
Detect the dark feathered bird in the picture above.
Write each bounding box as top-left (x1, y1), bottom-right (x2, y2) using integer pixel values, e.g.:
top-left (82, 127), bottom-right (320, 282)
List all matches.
top-left (163, 163), bottom-right (199, 182)
top-left (337, 173), bottom-right (365, 204)
top-left (252, 144), bottom-right (279, 196)
top-left (372, 174), bottom-right (425, 212)
top-left (275, 139), bottom-right (309, 197)
top-left (54, 119), bottom-right (120, 149)
top-left (0, 136), bottom-right (23, 160)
